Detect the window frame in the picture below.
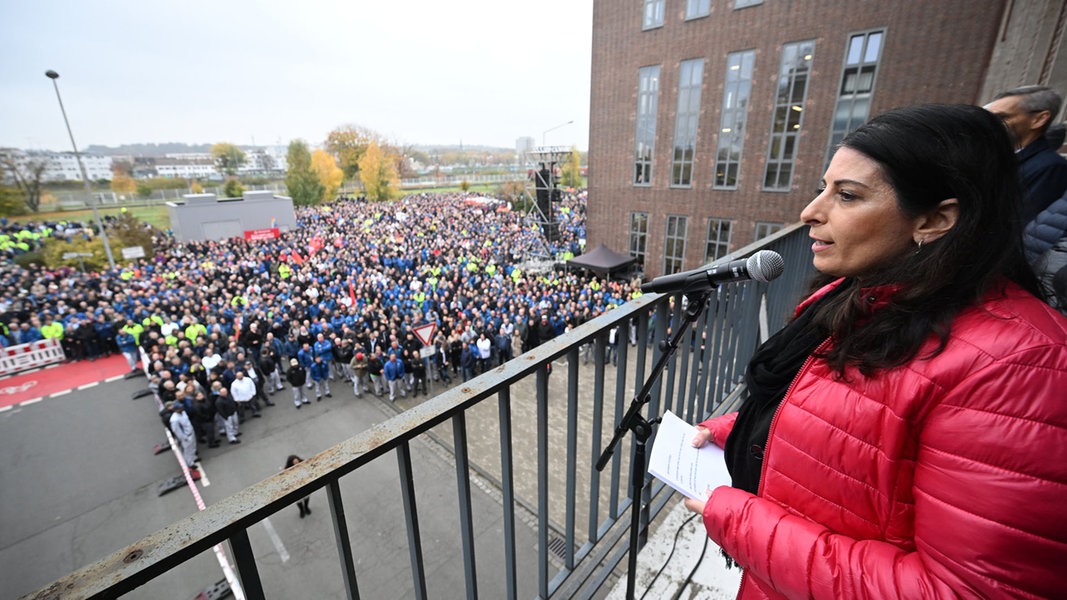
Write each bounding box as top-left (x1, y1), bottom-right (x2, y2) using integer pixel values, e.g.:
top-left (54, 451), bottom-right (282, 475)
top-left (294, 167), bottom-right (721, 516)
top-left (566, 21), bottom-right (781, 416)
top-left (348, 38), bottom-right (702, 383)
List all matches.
top-left (671, 58), bottom-right (705, 188)
top-left (685, 0), bottom-right (711, 20)
top-left (634, 65), bottom-right (661, 186)
top-left (754, 221), bottom-right (783, 241)
top-left (704, 218), bottom-right (733, 262)
top-left (663, 215), bottom-right (689, 275)
top-left (713, 49), bottom-right (756, 189)
top-left (643, 0), bottom-right (665, 30)
top-left (629, 211), bottom-right (650, 269)
top-left (825, 29), bottom-right (885, 165)
top-left (763, 39), bottom-right (815, 192)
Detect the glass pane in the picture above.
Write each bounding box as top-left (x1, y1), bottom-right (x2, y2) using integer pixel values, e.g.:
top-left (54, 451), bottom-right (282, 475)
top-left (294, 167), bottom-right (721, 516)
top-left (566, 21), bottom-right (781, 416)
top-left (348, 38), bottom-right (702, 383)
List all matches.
top-left (851, 97), bottom-right (870, 125)
top-left (846, 35), bottom-right (864, 65)
top-left (790, 74), bottom-right (807, 102)
top-left (764, 168), bottom-right (778, 189)
top-left (856, 68), bottom-right (874, 93)
top-left (783, 134), bottom-right (795, 157)
top-left (864, 32), bottom-right (883, 62)
top-left (768, 135), bottom-right (782, 158)
top-left (833, 102), bottom-right (851, 131)
top-left (740, 53), bottom-right (755, 79)
top-left (777, 164), bottom-right (791, 185)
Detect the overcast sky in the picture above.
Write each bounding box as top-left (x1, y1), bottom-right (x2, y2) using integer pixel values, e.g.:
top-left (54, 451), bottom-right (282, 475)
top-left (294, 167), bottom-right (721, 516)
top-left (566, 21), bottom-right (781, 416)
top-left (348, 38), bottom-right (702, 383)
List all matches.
top-left (1, 0), bottom-right (593, 153)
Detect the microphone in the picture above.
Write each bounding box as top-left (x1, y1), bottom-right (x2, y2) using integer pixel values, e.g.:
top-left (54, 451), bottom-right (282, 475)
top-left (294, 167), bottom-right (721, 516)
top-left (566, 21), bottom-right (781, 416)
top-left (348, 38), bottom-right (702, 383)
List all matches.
top-left (640, 250), bottom-right (785, 293)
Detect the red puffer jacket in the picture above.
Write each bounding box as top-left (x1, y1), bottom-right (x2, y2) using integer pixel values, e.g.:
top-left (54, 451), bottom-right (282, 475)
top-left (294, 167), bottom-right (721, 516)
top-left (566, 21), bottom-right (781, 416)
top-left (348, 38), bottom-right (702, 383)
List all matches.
top-left (699, 280), bottom-right (1067, 600)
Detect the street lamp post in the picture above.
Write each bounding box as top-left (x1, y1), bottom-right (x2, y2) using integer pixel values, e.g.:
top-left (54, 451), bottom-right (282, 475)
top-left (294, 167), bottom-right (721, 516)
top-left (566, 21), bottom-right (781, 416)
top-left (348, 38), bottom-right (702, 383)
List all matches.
top-left (542, 120), bottom-right (574, 148)
top-left (45, 70), bottom-right (116, 270)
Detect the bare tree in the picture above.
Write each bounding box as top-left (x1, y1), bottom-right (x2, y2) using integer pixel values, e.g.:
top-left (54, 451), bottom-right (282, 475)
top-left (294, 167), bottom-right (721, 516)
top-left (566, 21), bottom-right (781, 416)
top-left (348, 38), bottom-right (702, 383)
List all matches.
top-left (0, 153), bottom-right (51, 212)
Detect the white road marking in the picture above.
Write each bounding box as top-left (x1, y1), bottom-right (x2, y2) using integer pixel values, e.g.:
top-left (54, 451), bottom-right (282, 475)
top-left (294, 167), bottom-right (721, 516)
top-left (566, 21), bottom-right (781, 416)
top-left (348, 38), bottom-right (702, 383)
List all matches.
top-left (261, 517), bottom-right (290, 563)
top-left (76, 382), bottom-right (98, 390)
top-left (21, 397), bottom-right (43, 405)
top-left (195, 464), bottom-right (211, 487)
top-left (50, 390), bottom-right (71, 397)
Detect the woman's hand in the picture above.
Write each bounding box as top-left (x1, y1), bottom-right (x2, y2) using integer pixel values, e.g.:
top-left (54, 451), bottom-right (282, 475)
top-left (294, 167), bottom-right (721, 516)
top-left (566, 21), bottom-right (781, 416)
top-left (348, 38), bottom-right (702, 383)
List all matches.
top-left (691, 424), bottom-right (712, 448)
top-left (683, 495), bottom-right (708, 514)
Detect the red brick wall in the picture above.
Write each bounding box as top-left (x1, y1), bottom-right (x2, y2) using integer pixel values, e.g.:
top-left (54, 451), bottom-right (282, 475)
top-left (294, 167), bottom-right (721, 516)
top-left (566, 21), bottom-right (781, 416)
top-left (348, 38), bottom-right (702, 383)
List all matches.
top-left (588, 0), bottom-right (1006, 277)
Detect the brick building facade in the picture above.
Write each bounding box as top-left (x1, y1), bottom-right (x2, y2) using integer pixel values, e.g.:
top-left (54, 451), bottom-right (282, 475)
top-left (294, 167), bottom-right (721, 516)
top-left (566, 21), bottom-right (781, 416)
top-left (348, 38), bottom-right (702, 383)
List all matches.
top-left (586, 0), bottom-right (1067, 278)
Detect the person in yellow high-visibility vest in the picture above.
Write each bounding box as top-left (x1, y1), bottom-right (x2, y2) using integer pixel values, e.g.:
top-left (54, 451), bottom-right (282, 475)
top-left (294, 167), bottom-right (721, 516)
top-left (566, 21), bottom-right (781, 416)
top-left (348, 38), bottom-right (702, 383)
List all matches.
top-left (40, 316), bottom-right (64, 341)
top-left (121, 319), bottom-right (144, 345)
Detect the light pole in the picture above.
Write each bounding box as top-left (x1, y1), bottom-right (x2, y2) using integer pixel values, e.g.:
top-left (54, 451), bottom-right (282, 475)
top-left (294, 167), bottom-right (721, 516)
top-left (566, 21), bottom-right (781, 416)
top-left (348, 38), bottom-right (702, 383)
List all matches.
top-left (45, 70), bottom-right (116, 270)
top-left (542, 120), bottom-right (574, 148)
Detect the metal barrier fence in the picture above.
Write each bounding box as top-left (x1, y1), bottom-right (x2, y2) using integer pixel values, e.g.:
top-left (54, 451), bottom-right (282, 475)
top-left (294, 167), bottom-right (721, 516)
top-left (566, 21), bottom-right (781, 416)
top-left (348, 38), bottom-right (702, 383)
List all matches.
top-left (0, 338), bottom-right (65, 377)
top-left (27, 224), bottom-right (814, 600)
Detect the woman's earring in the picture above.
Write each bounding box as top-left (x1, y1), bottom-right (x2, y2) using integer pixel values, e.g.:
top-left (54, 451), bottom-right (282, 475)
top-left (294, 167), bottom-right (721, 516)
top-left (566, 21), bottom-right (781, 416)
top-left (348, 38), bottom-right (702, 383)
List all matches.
top-left (915, 238), bottom-right (925, 254)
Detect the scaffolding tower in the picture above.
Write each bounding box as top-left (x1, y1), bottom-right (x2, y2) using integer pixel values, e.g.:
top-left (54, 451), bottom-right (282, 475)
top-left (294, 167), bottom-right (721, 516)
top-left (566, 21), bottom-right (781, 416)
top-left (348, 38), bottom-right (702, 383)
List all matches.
top-left (522, 146), bottom-right (569, 264)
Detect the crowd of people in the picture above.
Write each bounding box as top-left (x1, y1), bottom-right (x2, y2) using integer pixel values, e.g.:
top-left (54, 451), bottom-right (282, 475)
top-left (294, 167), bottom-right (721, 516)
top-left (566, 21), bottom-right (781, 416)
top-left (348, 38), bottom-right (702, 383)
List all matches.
top-left (0, 190), bottom-right (644, 467)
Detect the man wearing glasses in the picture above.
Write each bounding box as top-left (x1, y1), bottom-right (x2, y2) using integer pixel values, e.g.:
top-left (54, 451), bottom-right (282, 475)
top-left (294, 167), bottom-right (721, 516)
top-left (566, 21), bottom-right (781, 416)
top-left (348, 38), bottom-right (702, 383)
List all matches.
top-left (985, 85), bottom-right (1067, 224)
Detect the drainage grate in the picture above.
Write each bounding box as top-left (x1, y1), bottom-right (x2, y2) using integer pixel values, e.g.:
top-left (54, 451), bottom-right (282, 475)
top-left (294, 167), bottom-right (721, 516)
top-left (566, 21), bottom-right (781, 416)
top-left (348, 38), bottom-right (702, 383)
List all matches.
top-left (547, 536), bottom-right (569, 560)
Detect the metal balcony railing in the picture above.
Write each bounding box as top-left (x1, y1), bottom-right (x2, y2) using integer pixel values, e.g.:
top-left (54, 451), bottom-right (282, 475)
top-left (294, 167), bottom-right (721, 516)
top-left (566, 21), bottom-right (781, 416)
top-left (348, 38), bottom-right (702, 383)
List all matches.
top-left (28, 224), bottom-right (815, 600)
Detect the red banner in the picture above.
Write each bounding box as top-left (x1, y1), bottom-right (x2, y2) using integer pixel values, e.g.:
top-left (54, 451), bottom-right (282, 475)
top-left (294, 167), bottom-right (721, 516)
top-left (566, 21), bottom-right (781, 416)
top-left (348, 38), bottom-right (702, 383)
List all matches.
top-left (244, 228), bottom-right (280, 241)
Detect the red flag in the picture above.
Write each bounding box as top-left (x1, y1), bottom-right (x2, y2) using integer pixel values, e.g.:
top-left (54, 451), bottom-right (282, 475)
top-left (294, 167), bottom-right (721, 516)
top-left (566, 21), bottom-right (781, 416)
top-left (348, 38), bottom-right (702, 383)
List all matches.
top-left (348, 281), bottom-right (356, 307)
top-left (290, 251), bottom-right (304, 265)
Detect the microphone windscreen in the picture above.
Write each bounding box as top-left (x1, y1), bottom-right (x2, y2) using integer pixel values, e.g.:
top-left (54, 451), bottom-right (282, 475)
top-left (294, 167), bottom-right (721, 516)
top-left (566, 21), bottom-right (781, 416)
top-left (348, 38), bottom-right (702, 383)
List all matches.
top-left (747, 250), bottom-right (785, 283)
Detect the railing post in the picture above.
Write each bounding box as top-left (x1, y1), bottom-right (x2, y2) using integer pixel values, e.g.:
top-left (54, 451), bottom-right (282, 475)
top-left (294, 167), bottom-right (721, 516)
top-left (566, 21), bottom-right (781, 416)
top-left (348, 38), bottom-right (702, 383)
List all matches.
top-left (497, 388), bottom-right (519, 600)
top-left (452, 413), bottom-right (479, 599)
top-left (536, 364), bottom-right (550, 599)
top-left (326, 479), bottom-right (361, 600)
top-left (397, 441), bottom-right (428, 600)
top-left (229, 528), bottom-right (265, 600)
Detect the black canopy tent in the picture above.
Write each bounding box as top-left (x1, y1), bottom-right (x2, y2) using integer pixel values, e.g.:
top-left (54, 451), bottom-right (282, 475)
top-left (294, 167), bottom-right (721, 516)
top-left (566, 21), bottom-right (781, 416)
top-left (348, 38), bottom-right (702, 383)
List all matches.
top-left (567, 243), bottom-right (637, 278)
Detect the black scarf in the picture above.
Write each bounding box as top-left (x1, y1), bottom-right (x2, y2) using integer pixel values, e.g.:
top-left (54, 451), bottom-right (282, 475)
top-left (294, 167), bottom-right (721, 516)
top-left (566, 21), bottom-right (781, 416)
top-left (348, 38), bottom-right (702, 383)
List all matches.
top-left (724, 284), bottom-right (842, 494)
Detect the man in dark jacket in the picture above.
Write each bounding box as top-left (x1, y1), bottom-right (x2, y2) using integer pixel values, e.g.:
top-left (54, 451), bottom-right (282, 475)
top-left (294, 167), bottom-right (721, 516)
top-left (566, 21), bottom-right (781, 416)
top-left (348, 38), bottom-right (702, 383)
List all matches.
top-left (214, 387), bottom-right (240, 444)
top-left (985, 85), bottom-right (1067, 223)
top-left (366, 352), bottom-right (384, 396)
top-left (285, 358), bottom-right (309, 408)
top-left (188, 392), bottom-right (219, 448)
top-left (410, 351), bottom-right (427, 397)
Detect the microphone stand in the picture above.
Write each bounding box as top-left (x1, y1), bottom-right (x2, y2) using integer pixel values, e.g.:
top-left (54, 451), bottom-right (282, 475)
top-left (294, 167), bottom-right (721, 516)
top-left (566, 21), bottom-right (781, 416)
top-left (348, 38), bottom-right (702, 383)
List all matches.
top-left (596, 289), bottom-right (712, 600)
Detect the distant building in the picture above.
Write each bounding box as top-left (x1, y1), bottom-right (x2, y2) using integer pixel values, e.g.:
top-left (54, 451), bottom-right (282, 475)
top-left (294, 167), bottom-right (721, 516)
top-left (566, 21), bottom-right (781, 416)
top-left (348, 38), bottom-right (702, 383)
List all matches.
top-left (238, 147), bottom-right (287, 175)
top-left (587, 0), bottom-right (1067, 277)
top-left (516, 137), bottom-right (535, 155)
top-left (0, 149), bottom-right (113, 183)
top-left (155, 158), bottom-right (217, 179)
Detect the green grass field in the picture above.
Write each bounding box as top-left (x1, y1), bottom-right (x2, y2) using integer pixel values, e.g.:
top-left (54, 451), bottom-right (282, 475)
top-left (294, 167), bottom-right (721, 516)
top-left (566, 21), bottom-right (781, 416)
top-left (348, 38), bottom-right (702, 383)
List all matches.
top-left (12, 205), bottom-right (172, 230)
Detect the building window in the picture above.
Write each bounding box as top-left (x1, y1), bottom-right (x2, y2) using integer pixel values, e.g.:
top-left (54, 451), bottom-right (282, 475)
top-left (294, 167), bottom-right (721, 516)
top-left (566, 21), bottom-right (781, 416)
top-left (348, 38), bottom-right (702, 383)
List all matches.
top-left (671, 58), bottom-right (704, 187)
top-left (764, 40), bottom-right (815, 191)
top-left (754, 221), bottom-right (783, 240)
top-left (705, 218), bottom-right (732, 262)
top-left (629, 212), bottom-right (650, 269)
top-left (827, 30), bottom-right (884, 162)
top-left (643, 0), bottom-right (665, 29)
top-left (713, 50), bottom-right (755, 189)
top-left (664, 215), bottom-right (689, 274)
top-left (686, 0), bottom-right (711, 19)
top-left (734, 0), bottom-right (763, 7)
top-left (634, 66), bottom-right (660, 185)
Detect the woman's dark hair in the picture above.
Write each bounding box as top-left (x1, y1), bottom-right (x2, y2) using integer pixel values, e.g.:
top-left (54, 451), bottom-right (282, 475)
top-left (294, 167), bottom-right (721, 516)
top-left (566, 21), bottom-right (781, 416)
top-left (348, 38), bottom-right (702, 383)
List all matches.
top-left (812, 103), bottom-right (1041, 376)
top-left (284, 454), bottom-right (302, 469)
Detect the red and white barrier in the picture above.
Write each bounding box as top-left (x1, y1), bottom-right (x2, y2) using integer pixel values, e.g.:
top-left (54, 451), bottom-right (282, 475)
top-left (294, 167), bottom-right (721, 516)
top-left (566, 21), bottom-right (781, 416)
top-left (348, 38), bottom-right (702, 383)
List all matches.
top-left (0, 338), bottom-right (65, 377)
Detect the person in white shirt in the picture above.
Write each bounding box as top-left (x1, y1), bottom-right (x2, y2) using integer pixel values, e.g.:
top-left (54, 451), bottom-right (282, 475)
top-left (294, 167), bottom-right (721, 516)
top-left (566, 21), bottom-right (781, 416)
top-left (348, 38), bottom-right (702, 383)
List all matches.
top-left (476, 332), bottom-right (492, 375)
top-left (229, 370), bottom-right (260, 421)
